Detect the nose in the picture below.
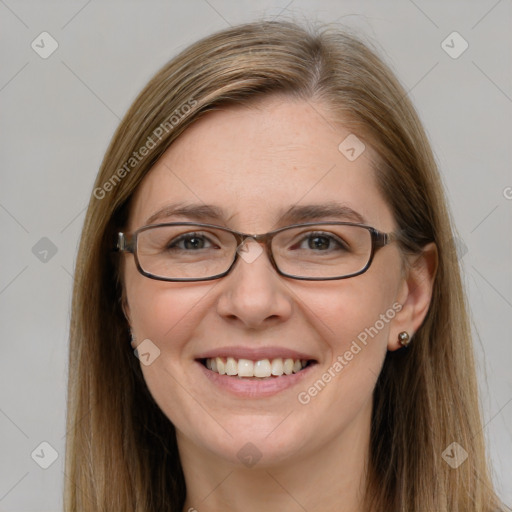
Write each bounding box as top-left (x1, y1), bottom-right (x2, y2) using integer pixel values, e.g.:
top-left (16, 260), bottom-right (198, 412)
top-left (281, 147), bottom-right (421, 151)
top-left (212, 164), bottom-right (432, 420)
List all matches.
top-left (215, 240), bottom-right (293, 329)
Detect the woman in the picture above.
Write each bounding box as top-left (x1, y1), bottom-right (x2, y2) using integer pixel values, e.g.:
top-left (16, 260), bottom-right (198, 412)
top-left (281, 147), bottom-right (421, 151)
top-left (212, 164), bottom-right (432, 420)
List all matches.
top-left (64, 20), bottom-right (509, 512)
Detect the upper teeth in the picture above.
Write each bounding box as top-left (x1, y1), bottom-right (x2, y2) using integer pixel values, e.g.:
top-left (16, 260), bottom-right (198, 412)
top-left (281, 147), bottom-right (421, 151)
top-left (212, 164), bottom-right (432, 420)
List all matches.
top-left (205, 357), bottom-right (308, 378)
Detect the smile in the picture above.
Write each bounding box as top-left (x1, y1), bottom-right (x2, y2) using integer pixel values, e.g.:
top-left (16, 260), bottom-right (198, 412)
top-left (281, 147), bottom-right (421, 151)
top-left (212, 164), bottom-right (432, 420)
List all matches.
top-left (195, 347), bottom-right (318, 397)
top-left (202, 357), bottom-right (311, 378)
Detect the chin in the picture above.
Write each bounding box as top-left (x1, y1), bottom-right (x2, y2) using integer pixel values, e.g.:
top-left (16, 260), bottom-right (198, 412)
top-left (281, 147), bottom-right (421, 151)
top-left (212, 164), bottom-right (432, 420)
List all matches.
top-left (190, 413), bottom-right (316, 469)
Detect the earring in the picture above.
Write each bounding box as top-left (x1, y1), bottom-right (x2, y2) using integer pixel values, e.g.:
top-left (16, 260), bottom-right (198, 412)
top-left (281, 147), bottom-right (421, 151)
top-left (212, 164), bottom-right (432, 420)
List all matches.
top-left (398, 331), bottom-right (411, 347)
top-left (130, 329), bottom-right (136, 346)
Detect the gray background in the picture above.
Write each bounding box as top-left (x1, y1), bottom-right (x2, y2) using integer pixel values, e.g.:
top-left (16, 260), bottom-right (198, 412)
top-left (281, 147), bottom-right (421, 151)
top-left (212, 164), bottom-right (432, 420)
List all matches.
top-left (0, 1), bottom-right (511, 510)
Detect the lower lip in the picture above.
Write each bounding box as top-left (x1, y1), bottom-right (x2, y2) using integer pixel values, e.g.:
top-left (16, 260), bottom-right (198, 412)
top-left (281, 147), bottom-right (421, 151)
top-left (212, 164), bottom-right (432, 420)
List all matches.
top-left (196, 360), bottom-right (317, 398)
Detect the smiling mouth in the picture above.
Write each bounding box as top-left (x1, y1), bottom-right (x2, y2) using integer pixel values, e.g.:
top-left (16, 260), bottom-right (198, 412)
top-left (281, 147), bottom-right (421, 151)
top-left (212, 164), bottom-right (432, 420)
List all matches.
top-left (199, 357), bottom-right (316, 379)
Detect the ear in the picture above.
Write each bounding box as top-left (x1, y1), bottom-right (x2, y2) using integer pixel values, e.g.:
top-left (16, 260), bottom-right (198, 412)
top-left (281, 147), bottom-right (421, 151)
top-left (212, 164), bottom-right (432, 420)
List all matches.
top-left (120, 289), bottom-right (131, 325)
top-left (121, 296), bottom-right (137, 347)
top-left (122, 299), bottom-right (131, 323)
top-left (388, 242), bottom-right (438, 351)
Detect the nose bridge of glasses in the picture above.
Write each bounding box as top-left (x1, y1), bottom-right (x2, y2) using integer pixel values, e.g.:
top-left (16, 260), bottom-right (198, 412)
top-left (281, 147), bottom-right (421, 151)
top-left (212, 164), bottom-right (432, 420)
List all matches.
top-left (248, 232), bottom-right (272, 245)
top-left (234, 232), bottom-right (272, 257)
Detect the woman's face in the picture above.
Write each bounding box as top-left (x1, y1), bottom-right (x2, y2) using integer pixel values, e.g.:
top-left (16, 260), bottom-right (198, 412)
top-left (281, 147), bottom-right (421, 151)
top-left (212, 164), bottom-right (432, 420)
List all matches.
top-left (123, 96), bottom-right (407, 468)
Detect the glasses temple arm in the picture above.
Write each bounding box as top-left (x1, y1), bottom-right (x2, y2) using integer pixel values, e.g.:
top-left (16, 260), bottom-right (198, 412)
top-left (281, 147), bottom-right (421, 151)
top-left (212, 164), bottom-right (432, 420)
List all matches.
top-left (374, 230), bottom-right (400, 248)
top-left (115, 232), bottom-right (135, 253)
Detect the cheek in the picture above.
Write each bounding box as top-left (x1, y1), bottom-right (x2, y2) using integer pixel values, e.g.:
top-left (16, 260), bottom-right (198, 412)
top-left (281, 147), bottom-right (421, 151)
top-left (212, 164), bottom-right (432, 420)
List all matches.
top-left (125, 267), bottom-right (211, 342)
top-left (293, 268), bottom-right (401, 407)
top-left (125, 277), bottom-right (218, 431)
top-left (298, 268), bottom-right (400, 353)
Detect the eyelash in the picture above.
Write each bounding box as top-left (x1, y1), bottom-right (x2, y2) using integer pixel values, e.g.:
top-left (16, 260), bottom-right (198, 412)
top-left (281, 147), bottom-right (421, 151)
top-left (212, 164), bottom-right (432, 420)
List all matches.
top-left (165, 231), bottom-right (348, 252)
top-left (293, 232), bottom-right (348, 251)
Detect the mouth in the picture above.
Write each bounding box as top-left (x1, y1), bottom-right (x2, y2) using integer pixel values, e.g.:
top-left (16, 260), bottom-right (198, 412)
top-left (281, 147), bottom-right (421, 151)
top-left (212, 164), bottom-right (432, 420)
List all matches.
top-left (194, 347), bottom-right (319, 397)
top-left (198, 357), bottom-right (316, 379)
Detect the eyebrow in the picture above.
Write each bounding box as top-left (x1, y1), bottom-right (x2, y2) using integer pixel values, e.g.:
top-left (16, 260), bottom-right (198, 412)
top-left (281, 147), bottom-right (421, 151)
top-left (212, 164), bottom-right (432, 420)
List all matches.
top-left (144, 203), bottom-right (225, 225)
top-left (279, 203), bottom-right (366, 225)
top-left (143, 201), bottom-right (366, 227)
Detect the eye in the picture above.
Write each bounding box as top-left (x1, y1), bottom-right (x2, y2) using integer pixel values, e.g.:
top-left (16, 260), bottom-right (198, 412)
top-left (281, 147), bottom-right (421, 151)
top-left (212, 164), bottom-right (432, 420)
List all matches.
top-left (295, 232), bottom-right (348, 252)
top-left (168, 233), bottom-right (216, 251)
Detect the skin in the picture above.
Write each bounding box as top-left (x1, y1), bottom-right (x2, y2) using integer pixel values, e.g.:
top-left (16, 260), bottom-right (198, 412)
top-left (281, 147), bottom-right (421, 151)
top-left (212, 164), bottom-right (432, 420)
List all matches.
top-left (123, 95), bottom-right (437, 512)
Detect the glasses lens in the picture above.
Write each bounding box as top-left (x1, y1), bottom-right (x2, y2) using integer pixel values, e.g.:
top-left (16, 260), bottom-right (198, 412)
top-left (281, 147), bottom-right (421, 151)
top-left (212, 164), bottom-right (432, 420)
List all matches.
top-left (272, 224), bottom-right (372, 279)
top-left (133, 223), bottom-right (373, 281)
top-left (136, 225), bottom-right (237, 279)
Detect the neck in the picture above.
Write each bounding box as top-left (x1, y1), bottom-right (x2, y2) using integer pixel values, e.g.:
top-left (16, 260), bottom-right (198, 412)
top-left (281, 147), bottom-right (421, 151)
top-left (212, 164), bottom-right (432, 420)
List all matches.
top-left (179, 400), bottom-right (372, 512)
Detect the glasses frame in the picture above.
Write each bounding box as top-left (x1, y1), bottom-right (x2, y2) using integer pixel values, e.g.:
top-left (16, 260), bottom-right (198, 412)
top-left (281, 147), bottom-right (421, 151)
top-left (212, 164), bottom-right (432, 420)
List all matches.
top-left (116, 221), bottom-right (397, 282)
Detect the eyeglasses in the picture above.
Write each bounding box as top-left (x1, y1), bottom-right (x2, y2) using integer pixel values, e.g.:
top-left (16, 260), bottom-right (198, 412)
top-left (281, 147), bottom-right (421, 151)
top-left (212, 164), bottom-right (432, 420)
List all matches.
top-left (116, 222), bottom-right (397, 282)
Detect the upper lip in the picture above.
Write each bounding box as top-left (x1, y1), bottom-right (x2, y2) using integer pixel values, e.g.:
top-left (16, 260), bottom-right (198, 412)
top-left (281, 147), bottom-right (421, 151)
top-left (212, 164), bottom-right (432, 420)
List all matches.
top-left (195, 346), bottom-right (318, 362)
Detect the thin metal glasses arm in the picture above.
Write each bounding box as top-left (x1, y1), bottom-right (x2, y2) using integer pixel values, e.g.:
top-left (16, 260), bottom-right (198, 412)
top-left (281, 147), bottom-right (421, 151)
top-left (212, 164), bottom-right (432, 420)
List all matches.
top-left (116, 232), bottom-right (134, 253)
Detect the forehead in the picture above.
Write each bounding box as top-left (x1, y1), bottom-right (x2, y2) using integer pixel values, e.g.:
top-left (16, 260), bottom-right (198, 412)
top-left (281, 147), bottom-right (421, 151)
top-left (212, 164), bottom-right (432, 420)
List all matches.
top-left (128, 96), bottom-right (394, 232)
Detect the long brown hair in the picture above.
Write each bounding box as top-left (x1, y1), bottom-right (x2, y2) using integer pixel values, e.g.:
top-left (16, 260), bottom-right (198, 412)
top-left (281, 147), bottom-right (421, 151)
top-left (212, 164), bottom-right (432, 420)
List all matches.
top-left (64, 20), bottom-right (509, 511)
